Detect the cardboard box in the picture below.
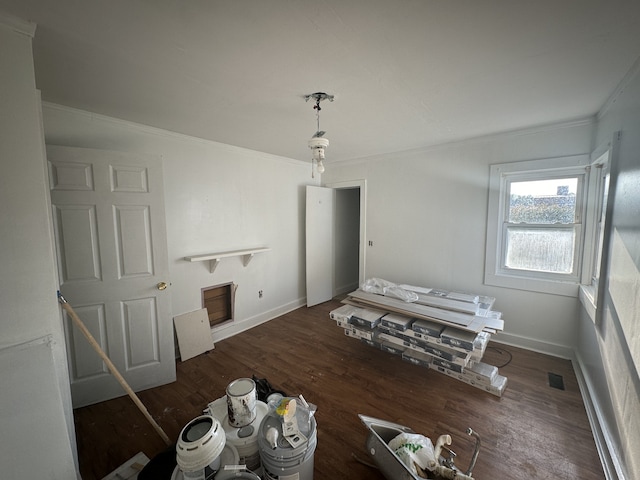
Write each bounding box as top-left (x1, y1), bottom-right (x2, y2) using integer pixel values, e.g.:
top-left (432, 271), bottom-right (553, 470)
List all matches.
top-left (360, 338), bottom-right (381, 349)
top-left (422, 342), bottom-right (466, 363)
top-left (402, 328), bottom-right (443, 346)
top-left (467, 361), bottom-right (498, 386)
top-left (402, 350), bottom-right (432, 368)
top-left (335, 319), bottom-right (350, 329)
top-left (350, 307), bottom-right (386, 328)
top-left (431, 357), bottom-right (465, 373)
top-left (378, 332), bottom-right (412, 349)
top-left (432, 365), bottom-right (507, 397)
top-left (344, 325), bottom-right (377, 341)
top-left (381, 313), bottom-right (414, 331)
top-left (330, 304), bottom-right (357, 322)
top-left (440, 326), bottom-right (478, 351)
top-left (412, 319), bottom-right (445, 337)
top-left (380, 341), bottom-right (406, 355)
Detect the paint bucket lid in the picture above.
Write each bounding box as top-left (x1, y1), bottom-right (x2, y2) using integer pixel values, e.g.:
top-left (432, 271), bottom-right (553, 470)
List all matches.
top-left (258, 410), bottom-right (317, 460)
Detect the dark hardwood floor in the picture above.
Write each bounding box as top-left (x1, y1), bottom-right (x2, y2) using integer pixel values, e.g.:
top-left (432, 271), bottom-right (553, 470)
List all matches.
top-left (74, 298), bottom-right (605, 479)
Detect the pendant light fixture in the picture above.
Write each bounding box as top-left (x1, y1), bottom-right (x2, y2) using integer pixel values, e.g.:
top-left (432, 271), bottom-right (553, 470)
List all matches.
top-left (304, 92), bottom-right (334, 177)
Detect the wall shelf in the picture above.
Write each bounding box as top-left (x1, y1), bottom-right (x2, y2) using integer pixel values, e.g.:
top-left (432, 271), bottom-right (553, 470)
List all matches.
top-left (184, 247), bottom-right (270, 273)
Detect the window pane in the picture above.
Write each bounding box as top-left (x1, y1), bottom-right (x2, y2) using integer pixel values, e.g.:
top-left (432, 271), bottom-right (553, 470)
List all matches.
top-left (505, 227), bottom-right (575, 273)
top-left (508, 178), bottom-right (578, 224)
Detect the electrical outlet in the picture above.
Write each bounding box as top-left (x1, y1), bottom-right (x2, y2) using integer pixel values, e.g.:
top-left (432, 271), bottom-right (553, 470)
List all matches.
top-left (258, 290), bottom-right (263, 298)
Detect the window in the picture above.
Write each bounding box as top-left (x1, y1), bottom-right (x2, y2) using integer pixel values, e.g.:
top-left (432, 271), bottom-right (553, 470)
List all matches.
top-left (579, 132), bottom-right (619, 322)
top-left (504, 175), bottom-right (582, 275)
top-left (485, 155), bottom-right (591, 296)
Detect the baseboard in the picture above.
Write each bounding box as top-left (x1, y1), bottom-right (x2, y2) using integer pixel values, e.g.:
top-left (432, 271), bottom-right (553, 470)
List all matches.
top-left (211, 297), bottom-right (306, 343)
top-left (335, 282), bottom-right (359, 296)
top-left (491, 331), bottom-right (574, 359)
top-left (573, 350), bottom-right (627, 480)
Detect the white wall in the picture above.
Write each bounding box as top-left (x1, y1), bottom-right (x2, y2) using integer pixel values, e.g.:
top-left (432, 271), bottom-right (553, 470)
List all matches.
top-left (577, 63), bottom-right (640, 480)
top-left (0, 15), bottom-right (78, 479)
top-left (42, 103), bottom-right (319, 342)
top-left (322, 120), bottom-right (594, 356)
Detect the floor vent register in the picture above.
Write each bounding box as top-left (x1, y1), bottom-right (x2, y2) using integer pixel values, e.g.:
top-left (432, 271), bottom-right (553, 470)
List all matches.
top-left (330, 284), bottom-right (508, 397)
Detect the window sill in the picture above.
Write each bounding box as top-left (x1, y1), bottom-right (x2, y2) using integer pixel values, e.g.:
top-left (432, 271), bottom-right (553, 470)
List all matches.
top-left (579, 284), bottom-right (598, 323)
top-left (484, 271), bottom-right (579, 297)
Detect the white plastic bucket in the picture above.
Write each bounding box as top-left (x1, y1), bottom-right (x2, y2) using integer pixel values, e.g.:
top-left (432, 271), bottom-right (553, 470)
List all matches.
top-left (176, 415), bottom-right (225, 479)
top-left (226, 378), bottom-right (257, 428)
top-left (223, 400), bottom-right (268, 472)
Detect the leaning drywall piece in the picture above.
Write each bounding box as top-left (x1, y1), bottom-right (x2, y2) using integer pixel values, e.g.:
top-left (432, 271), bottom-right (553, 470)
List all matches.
top-left (174, 308), bottom-right (215, 361)
top-left (0, 336), bottom-right (78, 478)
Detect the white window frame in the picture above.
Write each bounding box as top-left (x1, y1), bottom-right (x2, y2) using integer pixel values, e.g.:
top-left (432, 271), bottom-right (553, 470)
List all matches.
top-left (579, 132), bottom-right (619, 323)
top-left (485, 154), bottom-right (591, 296)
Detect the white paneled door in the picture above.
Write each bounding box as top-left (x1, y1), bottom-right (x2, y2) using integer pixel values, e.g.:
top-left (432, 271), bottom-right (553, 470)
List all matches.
top-left (48, 145), bottom-right (175, 408)
top-left (306, 185), bottom-right (335, 307)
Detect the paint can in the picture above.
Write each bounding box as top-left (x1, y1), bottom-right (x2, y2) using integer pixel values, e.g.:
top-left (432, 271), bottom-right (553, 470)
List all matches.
top-left (226, 378), bottom-right (257, 428)
top-left (258, 410), bottom-right (317, 480)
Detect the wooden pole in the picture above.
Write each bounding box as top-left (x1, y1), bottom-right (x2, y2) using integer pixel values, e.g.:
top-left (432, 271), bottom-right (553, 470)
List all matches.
top-left (57, 291), bottom-right (172, 446)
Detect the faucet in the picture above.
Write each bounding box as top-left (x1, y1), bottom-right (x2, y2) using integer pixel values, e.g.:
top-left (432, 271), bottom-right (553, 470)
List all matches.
top-left (440, 446), bottom-right (457, 469)
top-left (465, 428), bottom-right (481, 477)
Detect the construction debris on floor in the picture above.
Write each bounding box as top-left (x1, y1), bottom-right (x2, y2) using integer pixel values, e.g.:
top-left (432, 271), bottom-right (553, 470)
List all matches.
top-left (330, 279), bottom-right (508, 397)
top-left (360, 415), bottom-right (480, 480)
top-left (101, 452), bottom-right (150, 480)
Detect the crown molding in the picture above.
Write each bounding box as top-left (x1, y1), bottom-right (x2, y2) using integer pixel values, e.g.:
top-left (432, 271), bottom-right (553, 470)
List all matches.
top-left (598, 54), bottom-right (640, 120)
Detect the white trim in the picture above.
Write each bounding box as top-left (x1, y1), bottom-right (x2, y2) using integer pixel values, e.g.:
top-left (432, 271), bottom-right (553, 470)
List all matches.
top-left (579, 285), bottom-right (598, 323)
top-left (598, 54), bottom-right (640, 120)
top-left (578, 131), bottom-right (620, 324)
top-left (573, 350), bottom-right (628, 480)
top-left (491, 333), bottom-right (574, 360)
top-left (211, 297), bottom-right (306, 343)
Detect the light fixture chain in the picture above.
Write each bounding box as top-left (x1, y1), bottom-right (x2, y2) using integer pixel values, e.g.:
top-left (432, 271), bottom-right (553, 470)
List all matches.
top-left (304, 92), bottom-right (333, 177)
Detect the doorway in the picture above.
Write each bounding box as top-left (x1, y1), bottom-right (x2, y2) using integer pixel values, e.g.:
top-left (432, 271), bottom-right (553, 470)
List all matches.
top-left (334, 187), bottom-right (361, 294)
top-left (305, 180), bottom-right (366, 306)
top-left (328, 179), bottom-right (366, 292)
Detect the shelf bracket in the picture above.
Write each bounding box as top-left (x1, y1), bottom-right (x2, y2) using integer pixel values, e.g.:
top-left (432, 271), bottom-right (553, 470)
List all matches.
top-left (242, 253), bottom-right (255, 267)
top-left (209, 258), bottom-right (221, 274)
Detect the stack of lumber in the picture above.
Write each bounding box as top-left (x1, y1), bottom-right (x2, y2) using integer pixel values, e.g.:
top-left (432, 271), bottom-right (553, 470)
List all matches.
top-left (330, 285), bottom-right (508, 396)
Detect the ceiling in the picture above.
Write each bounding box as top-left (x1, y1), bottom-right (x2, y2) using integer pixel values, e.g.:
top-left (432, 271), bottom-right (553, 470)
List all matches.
top-left (2, 0), bottom-right (640, 164)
